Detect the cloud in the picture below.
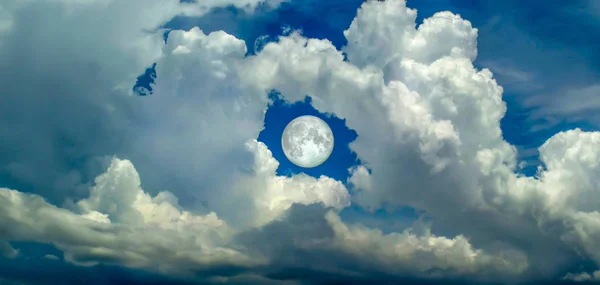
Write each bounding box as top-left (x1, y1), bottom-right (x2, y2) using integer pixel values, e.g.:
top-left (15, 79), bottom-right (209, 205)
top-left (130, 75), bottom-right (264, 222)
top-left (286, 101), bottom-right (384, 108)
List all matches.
top-left (0, 159), bottom-right (258, 275)
top-left (43, 254), bottom-right (59, 260)
top-left (0, 0), bottom-right (185, 203)
top-left (239, 0), bottom-right (600, 280)
top-left (241, 0), bottom-right (512, 223)
top-left (563, 270), bottom-right (600, 282)
top-left (1, 0), bottom-right (600, 284)
top-left (237, 140), bottom-right (350, 227)
top-left (0, 241), bottom-right (18, 259)
top-left (0, 139), bottom-right (349, 279)
top-left (0, 0), bottom-right (286, 205)
top-left (0, 156), bottom-right (510, 283)
top-left (324, 211), bottom-right (527, 278)
top-left (532, 129), bottom-right (600, 264)
top-left (236, 203), bottom-right (525, 283)
top-left (344, 3), bottom-right (478, 69)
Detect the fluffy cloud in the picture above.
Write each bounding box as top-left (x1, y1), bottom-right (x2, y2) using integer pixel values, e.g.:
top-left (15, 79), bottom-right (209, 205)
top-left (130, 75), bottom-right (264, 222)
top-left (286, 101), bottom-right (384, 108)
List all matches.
top-left (0, 0), bottom-right (285, 205)
top-left (1, 155), bottom-right (511, 282)
top-left (241, 0), bottom-right (512, 229)
top-left (134, 26), bottom-right (352, 229)
top-left (240, 0), bottom-right (600, 280)
top-left (324, 211), bottom-right (528, 278)
top-left (532, 129), bottom-right (600, 264)
top-left (238, 140), bottom-right (350, 227)
top-left (2, 0), bottom-right (600, 284)
top-left (0, 158), bottom-right (257, 275)
top-left (343, 1), bottom-right (478, 68)
top-left (236, 203), bottom-right (526, 284)
top-left (0, 148), bottom-right (350, 277)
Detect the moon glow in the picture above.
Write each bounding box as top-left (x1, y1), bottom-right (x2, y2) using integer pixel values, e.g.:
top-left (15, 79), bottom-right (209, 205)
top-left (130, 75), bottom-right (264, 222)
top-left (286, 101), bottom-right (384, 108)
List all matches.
top-left (281, 115), bottom-right (334, 168)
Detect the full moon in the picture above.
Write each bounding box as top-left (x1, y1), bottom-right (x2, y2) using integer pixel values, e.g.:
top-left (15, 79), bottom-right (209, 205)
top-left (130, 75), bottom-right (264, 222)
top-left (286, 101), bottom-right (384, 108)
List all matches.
top-left (281, 115), bottom-right (334, 168)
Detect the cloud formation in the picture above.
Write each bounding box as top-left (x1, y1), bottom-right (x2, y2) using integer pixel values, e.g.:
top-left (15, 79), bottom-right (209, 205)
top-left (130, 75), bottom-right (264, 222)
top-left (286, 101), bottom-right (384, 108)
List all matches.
top-left (1, 0), bottom-right (600, 284)
top-left (0, 159), bottom-right (254, 275)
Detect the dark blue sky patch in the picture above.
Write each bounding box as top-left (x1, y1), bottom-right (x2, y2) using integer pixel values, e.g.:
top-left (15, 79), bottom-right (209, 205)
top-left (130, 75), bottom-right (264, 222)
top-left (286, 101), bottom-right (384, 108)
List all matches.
top-left (9, 242), bottom-right (63, 260)
top-left (132, 63), bottom-right (157, 96)
top-left (163, 0), bottom-right (365, 54)
top-left (0, 254), bottom-right (198, 285)
top-left (162, 30), bottom-right (171, 43)
top-left (257, 92), bottom-right (360, 183)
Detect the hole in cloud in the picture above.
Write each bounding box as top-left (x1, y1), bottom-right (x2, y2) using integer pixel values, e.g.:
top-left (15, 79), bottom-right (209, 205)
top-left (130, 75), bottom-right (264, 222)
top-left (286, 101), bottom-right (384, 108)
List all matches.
top-left (257, 91), bottom-right (360, 183)
top-left (162, 30), bottom-right (171, 43)
top-left (132, 63), bottom-right (157, 96)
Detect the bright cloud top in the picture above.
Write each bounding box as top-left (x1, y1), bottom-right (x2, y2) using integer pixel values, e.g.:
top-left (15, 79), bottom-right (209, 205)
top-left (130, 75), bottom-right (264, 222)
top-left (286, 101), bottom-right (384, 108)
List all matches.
top-left (0, 0), bottom-right (599, 284)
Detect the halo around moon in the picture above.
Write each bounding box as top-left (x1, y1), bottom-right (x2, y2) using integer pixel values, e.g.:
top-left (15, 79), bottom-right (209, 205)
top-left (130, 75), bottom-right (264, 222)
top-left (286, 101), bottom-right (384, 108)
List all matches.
top-left (281, 115), bottom-right (334, 168)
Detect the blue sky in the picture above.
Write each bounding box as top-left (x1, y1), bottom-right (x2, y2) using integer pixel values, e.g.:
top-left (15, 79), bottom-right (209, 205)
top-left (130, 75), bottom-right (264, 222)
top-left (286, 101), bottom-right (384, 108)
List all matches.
top-left (2, 0), bottom-right (600, 284)
top-left (257, 93), bottom-right (360, 181)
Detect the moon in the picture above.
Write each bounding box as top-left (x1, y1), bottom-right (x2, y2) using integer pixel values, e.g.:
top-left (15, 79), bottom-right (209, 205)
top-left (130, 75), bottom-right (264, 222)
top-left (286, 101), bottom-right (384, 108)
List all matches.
top-left (281, 115), bottom-right (334, 168)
